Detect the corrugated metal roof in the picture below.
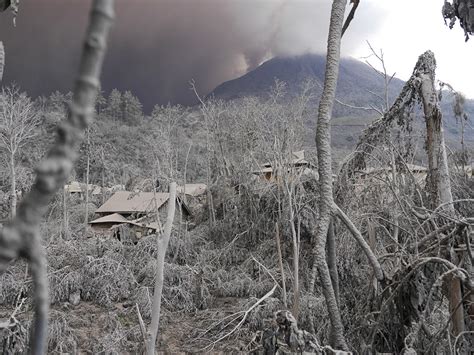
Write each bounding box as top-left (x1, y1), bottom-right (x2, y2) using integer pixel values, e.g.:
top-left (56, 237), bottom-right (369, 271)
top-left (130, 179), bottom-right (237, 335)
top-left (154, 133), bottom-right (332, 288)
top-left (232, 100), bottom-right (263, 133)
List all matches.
top-left (96, 191), bottom-right (169, 214)
top-left (89, 213), bottom-right (129, 224)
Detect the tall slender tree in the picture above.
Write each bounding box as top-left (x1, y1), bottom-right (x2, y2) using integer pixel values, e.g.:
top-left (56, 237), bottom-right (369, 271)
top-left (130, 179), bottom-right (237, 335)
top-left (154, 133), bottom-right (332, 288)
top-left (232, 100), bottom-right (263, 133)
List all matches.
top-left (0, 86), bottom-right (40, 218)
top-left (0, 41), bottom-right (4, 82)
top-left (312, 0), bottom-right (347, 349)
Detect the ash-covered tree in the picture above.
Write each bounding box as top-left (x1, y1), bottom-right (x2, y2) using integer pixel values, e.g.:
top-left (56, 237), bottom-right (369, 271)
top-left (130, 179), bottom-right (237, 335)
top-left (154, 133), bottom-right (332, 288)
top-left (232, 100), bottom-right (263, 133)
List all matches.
top-left (121, 90), bottom-right (143, 124)
top-left (104, 88), bottom-right (122, 120)
top-left (0, 85), bottom-right (40, 218)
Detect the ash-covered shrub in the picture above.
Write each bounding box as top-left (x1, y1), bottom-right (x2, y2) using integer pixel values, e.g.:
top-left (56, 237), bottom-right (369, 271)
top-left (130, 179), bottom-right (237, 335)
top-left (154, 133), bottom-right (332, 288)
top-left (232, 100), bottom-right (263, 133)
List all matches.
top-left (246, 296), bottom-right (282, 331)
top-left (0, 317), bottom-right (29, 354)
top-left (82, 254), bottom-right (136, 306)
top-left (48, 311), bottom-right (78, 354)
top-left (0, 261), bottom-right (30, 305)
top-left (49, 270), bottom-right (82, 305)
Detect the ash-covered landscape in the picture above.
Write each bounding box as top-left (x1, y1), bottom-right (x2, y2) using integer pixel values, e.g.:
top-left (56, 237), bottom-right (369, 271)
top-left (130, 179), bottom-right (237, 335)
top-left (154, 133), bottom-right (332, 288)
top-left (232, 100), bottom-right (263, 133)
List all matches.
top-left (0, 1), bottom-right (473, 354)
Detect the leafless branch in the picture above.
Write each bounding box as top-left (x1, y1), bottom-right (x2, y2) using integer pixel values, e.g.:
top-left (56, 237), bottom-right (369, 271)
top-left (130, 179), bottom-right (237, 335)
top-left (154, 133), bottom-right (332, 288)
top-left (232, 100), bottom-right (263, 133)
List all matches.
top-left (0, 1), bottom-right (115, 352)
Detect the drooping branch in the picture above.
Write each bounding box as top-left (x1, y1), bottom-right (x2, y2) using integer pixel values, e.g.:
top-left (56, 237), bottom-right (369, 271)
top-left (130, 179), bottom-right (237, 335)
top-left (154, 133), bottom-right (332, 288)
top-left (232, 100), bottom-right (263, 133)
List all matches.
top-left (0, 1), bottom-right (115, 353)
top-left (336, 51), bottom-right (453, 211)
top-left (332, 203), bottom-right (384, 281)
top-left (341, 0), bottom-right (360, 37)
top-left (443, 0), bottom-right (474, 41)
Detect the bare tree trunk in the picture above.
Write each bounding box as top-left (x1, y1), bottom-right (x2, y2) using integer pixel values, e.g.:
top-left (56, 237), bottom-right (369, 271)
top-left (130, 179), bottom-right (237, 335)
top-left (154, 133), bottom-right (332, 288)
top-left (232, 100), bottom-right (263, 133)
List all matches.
top-left (418, 52), bottom-right (464, 336)
top-left (274, 222), bottom-right (287, 308)
top-left (0, 41), bottom-right (4, 82)
top-left (101, 147), bottom-right (106, 204)
top-left (419, 52), bottom-right (454, 214)
top-left (284, 178), bottom-right (300, 318)
top-left (63, 186), bottom-right (69, 240)
top-left (311, 0), bottom-right (348, 349)
top-left (289, 199), bottom-right (299, 319)
top-left (146, 182), bottom-right (177, 355)
top-left (10, 151), bottom-right (16, 219)
top-left (448, 273), bottom-right (464, 335)
top-left (333, 204), bottom-right (384, 281)
top-left (326, 219), bottom-right (339, 306)
top-left (84, 128), bottom-right (90, 227)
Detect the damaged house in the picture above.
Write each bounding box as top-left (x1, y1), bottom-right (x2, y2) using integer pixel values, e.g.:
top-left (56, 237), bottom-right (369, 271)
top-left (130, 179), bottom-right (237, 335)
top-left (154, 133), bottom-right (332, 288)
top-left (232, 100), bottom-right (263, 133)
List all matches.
top-left (252, 150), bottom-right (316, 182)
top-left (89, 191), bottom-right (190, 242)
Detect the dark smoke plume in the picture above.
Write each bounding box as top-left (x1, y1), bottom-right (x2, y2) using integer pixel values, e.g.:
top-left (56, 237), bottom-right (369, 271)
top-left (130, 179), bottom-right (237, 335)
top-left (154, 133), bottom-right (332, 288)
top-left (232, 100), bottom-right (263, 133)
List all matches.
top-left (0, 0), bottom-right (384, 110)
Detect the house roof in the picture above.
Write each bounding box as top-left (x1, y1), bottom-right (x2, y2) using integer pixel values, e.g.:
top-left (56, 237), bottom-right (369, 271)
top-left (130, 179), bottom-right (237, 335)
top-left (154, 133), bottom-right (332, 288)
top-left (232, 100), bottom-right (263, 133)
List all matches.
top-left (177, 183), bottom-right (207, 197)
top-left (65, 181), bottom-right (102, 195)
top-left (95, 190), bottom-right (191, 215)
top-left (89, 213), bottom-right (129, 225)
top-left (96, 191), bottom-right (169, 214)
top-left (259, 150), bottom-right (313, 171)
top-left (360, 164), bottom-right (428, 176)
top-left (128, 219), bottom-right (160, 230)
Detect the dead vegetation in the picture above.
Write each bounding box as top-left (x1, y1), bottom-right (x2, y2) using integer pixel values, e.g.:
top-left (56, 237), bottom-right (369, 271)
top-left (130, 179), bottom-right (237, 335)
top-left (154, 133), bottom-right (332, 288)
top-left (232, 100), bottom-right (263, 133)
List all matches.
top-left (0, 0), bottom-right (473, 354)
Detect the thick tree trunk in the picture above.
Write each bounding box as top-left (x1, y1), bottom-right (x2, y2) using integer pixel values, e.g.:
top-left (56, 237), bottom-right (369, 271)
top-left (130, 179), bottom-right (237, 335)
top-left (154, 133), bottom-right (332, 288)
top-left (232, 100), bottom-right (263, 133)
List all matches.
top-left (419, 52), bottom-right (462, 337)
top-left (10, 151), bottom-right (16, 219)
top-left (311, 0), bottom-right (348, 350)
top-left (419, 52), bottom-right (454, 214)
top-left (418, 51), bottom-right (464, 337)
top-left (326, 219), bottom-right (339, 306)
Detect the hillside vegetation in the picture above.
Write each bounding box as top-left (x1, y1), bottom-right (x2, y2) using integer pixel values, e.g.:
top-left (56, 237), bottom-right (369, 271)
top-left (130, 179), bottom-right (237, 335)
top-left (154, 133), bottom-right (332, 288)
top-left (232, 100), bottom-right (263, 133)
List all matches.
top-left (1, 1), bottom-right (473, 352)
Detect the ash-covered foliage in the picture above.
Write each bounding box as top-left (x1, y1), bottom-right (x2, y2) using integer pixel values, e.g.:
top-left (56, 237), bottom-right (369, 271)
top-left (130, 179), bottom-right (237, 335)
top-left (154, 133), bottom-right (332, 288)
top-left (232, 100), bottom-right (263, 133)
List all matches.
top-left (443, 0), bottom-right (474, 41)
top-left (0, 74), bottom-right (472, 353)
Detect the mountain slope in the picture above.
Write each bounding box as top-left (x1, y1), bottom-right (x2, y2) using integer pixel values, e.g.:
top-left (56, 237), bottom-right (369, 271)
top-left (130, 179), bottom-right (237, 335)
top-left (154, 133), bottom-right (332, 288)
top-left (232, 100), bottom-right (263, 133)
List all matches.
top-left (209, 53), bottom-right (404, 110)
top-left (208, 53), bottom-right (474, 155)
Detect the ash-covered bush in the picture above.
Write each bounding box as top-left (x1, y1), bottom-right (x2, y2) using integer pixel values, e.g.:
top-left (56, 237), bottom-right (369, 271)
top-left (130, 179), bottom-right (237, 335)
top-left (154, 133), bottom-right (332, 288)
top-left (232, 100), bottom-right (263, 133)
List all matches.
top-left (48, 311), bottom-right (78, 354)
top-left (0, 317), bottom-right (29, 354)
top-left (81, 253), bottom-right (136, 306)
top-left (0, 261), bottom-right (30, 305)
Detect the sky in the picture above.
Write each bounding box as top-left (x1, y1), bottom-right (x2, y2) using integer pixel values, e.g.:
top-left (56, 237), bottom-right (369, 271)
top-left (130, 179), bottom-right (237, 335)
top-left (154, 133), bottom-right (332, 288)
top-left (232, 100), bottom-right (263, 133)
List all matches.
top-left (0, 0), bottom-right (472, 109)
top-left (351, 0), bottom-right (474, 99)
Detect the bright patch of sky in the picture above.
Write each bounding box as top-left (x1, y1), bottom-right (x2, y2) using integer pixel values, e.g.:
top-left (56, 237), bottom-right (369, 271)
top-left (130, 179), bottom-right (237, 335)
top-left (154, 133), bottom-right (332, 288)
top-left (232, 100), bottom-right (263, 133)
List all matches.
top-left (348, 0), bottom-right (474, 98)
